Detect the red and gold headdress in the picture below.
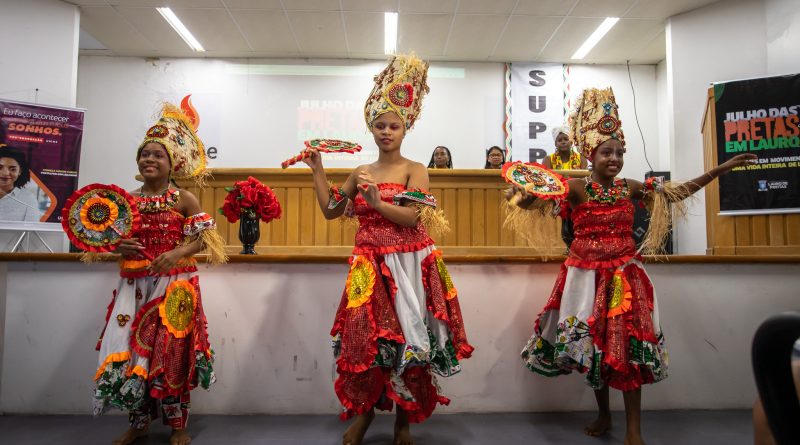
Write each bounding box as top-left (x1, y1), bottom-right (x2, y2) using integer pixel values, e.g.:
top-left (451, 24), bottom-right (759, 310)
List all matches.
top-left (364, 54), bottom-right (430, 131)
top-left (568, 87), bottom-right (625, 160)
top-left (138, 102), bottom-right (207, 182)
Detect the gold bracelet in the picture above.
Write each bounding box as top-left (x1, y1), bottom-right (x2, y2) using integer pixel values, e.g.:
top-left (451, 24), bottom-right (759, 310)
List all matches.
top-left (705, 171), bottom-right (717, 181)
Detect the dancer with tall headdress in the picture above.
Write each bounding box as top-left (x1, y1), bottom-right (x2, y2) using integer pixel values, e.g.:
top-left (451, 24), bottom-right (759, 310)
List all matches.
top-left (508, 87), bottom-right (755, 445)
top-left (303, 54), bottom-right (473, 445)
top-left (91, 104), bottom-right (227, 445)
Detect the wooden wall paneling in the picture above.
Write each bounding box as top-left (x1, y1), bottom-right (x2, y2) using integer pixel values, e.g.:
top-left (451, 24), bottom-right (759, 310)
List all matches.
top-left (471, 188), bottom-right (486, 246)
top-left (768, 215), bottom-right (786, 246)
top-left (485, 188), bottom-right (501, 246)
top-left (327, 212), bottom-right (343, 246)
top-left (285, 187), bottom-right (300, 245)
top-left (456, 188), bottom-right (471, 246)
top-left (270, 187), bottom-right (287, 246)
top-left (180, 168), bottom-right (631, 257)
top-left (442, 188), bottom-right (457, 246)
top-left (299, 187), bottom-right (315, 246)
top-left (311, 188), bottom-right (328, 245)
top-left (785, 215), bottom-right (800, 245)
top-left (751, 216), bottom-right (769, 246)
top-left (734, 217), bottom-right (751, 246)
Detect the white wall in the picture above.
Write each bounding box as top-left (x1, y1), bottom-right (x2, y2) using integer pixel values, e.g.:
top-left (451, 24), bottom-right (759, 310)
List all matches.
top-left (75, 57), bottom-right (663, 191)
top-left (0, 0), bottom-right (80, 253)
top-left (0, 0), bottom-right (80, 107)
top-left (1, 260), bottom-right (796, 414)
top-left (568, 64), bottom-right (663, 177)
top-left (75, 56), bottom-right (506, 190)
top-left (665, 0), bottom-right (768, 254)
top-left (765, 0), bottom-right (800, 76)
top-left (656, 59), bottom-right (672, 173)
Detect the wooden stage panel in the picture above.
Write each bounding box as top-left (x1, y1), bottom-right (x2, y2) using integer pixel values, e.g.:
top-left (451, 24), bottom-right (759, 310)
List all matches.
top-left (177, 168), bottom-right (590, 256)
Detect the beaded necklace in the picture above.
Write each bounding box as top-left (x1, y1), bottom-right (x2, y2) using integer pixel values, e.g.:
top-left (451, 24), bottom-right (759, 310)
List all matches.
top-left (585, 177), bottom-right (628, 205)
top-left (137, 188), bottom-right (179, 213)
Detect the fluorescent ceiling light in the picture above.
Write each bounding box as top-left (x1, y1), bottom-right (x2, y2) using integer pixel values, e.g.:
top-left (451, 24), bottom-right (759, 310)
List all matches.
top-left (385, 12), bottom-right (398, 55)
top-left (157, 7), bottom-right (205, 52)
top-left (571, 17), bottom-right (619, 60)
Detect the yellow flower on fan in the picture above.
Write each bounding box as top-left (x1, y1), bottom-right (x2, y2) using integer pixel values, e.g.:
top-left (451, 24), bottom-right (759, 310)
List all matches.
top-left (345, 256), bottom-right (376, 308)
top-left (159, 280), bottom-right (197, 338)
top-left (80, 197), bottom-right (119, 232)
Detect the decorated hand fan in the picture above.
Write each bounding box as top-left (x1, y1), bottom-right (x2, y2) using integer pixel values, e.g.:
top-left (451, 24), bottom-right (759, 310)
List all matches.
top-left (281, 139), bottom-right (363, 168)
top-left (61, 183), bottom-right (149, 258)
top-left (501, 161), bottom-right (569, 200)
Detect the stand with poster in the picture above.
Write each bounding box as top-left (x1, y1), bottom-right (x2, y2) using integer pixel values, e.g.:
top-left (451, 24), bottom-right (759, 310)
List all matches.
top-left (0, 99), bottom-right (84, 252)
top-left (701, 73), bottom-right (800, 255)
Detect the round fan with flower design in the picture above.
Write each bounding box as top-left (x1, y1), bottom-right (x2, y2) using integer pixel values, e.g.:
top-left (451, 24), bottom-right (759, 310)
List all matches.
top-left (501, 161), bottom-right (569, 200)
top-left (61, 183), bottom-right (141, 253)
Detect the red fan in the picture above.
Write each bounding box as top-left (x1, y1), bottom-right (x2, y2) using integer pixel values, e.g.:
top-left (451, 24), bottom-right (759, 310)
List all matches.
top-left (501, 161), bottom-right (569, 200)
top-left (281, 139), bottom-right (362, 168)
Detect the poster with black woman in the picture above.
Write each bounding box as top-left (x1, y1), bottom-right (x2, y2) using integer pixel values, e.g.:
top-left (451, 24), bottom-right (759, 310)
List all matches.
top-left (0, 99), bottom-right (84, 225)
top-left (713, 74), bottom-right (800, 215)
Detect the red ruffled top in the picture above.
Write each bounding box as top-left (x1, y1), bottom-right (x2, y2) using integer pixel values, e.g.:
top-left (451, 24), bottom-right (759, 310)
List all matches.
top-left (119, 191), bottom-right (197, 278)
top-left (565, 198), bottom-right (638, 269)
top-left (352, 183), bottom-right (434, 256)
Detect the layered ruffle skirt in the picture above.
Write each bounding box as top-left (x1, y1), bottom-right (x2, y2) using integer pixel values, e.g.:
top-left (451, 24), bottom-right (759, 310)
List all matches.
top-left (521, 259), bottom-right (667, 391)
top-left (332, 245), bottom-right (473, 422)
top-left (93, 272), bottom-right (215, 415)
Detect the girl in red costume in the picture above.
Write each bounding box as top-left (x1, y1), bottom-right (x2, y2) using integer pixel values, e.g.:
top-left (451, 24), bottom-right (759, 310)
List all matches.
top-left (304, 54), bottom-right (473, 445)
top-left (92, 104), bottom-right (227, 445)
top-left (509, 88), bottom-right (755, 445)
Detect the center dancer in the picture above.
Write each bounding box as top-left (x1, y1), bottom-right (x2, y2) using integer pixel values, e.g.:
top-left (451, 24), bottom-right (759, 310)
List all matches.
top-left (304, 54), bottom-right (473, 445)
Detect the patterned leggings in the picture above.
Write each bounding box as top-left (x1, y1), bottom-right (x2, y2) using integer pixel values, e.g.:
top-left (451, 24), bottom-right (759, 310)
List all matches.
top-left (129, 391), bottom-right (190, 430)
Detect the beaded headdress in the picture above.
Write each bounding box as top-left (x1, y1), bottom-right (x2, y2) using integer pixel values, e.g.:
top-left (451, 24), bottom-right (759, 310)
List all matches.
top-left (364, 54), bottom-right (430, 131)
top-left (568, 87), bottom-right (625, 160)
top-left (138, 103), bottom-right (207, 181)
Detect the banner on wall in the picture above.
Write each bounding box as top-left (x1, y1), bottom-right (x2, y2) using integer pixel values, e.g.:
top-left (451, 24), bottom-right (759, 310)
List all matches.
top-left (713, 74), bottom-right (800, 215)
top-left (0, 99), bottom-right (84, 226)
top-left (510, 63), bottom-right (564, 163)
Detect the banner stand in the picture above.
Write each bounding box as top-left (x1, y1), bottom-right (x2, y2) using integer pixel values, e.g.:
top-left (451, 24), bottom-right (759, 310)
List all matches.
top-left (8, 231), bottom-right (54, 253)
top-left (1, 222), bottom-right (62, 253)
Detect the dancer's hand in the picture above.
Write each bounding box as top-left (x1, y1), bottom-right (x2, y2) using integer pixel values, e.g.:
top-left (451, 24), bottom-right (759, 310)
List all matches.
top-left (302, 148), bottom-right (323, 171)
top-left (357, 171), bottom-right (381, 208)
top-left (115, 238), bottom-right (145, 257)
top-left (149, 250), bottom-right (182, 273)
top-left (504, 184), bottom-right (530, 201)
top-left (719, 153), bottom-right (758, 172)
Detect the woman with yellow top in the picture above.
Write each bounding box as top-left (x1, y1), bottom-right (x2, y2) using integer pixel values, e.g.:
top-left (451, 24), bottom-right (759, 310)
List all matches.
top-left (543, 126), bottom-right (588, 170)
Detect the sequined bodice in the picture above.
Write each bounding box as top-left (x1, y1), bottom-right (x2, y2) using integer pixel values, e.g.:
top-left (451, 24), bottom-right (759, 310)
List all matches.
top-left (566, 199), bottom-right (637, 268)
top-left (138, 207), bottom-right (184, 258)
top-left (119, 189), bottom-right (197, 277)
top-left (352, 183), bottom-right (433, 255)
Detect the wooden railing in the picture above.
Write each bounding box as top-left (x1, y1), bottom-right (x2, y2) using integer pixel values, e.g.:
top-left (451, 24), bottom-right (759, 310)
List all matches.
top-left (180, 168), bottom-right (590, 257)
top-left (702, 88), bottom-right (800, 255)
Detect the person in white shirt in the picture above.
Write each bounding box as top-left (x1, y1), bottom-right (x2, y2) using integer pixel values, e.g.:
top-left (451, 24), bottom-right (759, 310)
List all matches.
top-left (0, 146), bottom-right (42, 222)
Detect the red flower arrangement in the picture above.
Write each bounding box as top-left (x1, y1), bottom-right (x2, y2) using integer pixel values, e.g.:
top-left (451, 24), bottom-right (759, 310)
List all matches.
top-left (219, 176), bottom-right (282, 223)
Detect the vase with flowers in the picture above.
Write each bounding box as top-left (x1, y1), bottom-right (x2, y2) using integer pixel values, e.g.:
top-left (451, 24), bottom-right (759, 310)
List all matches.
top-left (219, 176), bottom-right (282, 254)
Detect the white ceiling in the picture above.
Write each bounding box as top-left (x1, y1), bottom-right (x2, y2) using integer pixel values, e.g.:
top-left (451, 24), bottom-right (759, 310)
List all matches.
top-left (68, 0), bottom-right (721, 64)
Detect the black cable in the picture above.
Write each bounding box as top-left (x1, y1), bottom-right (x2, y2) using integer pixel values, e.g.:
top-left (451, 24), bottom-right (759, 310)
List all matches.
top-left (627, 60), bottom-right (654, 173)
